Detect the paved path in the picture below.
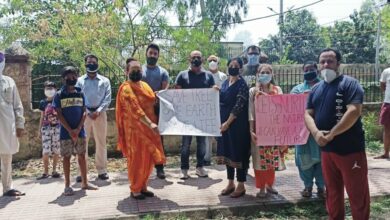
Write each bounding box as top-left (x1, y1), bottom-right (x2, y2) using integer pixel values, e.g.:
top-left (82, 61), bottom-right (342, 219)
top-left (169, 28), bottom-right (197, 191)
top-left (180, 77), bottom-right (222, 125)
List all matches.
top-left (0, 157), bottom-right (389, 220)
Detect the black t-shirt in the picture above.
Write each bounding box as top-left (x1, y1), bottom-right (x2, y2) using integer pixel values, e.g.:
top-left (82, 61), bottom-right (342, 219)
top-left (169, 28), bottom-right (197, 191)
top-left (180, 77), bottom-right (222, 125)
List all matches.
top-left (175, 69), bottom-right (215, 89)
top-left (306, 75), bottom-right (365, 155)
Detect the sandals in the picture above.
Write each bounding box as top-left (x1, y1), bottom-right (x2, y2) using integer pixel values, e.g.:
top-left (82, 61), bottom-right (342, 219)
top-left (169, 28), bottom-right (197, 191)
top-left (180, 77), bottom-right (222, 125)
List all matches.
top-left (220, 187), bottom-right (235, 196)
top-left (266, 186), bottom-right (278, 195)
top-left (230, 190), bottom-right (246, 198)
top-left (36, 173), bottom-right (49, 180)
top-left (317, 188), bottom-right (326, 199)
top-left (63, 187), bottom-right (74, 196)
top-left (3, 189), bottom-right (25, 197)
top-left (374, 154), bottom-right (390, 159)
top-left (256, 190), bottom-right (267, 198)
top-left (52, 171), bottom-right (61, 178)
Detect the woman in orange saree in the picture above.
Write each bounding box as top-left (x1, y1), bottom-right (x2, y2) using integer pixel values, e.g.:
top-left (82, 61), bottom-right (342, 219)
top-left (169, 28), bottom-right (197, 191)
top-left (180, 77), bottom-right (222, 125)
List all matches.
top-left (116, 58), bottom-right (166, 200)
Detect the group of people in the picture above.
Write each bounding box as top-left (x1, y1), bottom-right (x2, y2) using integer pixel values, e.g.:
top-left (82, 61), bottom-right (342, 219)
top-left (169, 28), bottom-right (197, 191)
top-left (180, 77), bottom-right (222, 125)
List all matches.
top-left (1, 43), bottom-right (388, 220)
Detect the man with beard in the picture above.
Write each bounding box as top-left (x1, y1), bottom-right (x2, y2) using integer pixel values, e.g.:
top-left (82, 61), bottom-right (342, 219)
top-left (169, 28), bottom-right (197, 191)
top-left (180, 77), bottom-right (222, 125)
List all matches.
top-left (141, 43), bottom-right (170, 179)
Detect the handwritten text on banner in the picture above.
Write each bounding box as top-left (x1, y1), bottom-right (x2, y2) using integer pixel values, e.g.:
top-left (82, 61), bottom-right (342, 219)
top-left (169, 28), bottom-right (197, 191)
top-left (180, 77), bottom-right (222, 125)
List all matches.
top-left (158, 89), bottom-right (221, 136)
top-left (255, 94), bottom-right (310, 146)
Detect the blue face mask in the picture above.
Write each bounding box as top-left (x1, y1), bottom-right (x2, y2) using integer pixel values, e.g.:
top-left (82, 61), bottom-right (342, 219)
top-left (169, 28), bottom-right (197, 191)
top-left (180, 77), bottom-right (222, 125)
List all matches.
top-left (303, 71), bottom-right (318, 82)
top-left (247, 54), bottom-right (259, 66)
top-left (257, 74), bottom-right (272, 84)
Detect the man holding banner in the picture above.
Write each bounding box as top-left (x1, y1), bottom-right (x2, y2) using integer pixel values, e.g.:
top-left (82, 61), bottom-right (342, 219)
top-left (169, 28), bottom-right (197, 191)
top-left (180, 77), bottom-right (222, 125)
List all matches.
top-left (175, 50), bottom-right (215, 179)
top-left (305, 48), bottom-right (369, 220)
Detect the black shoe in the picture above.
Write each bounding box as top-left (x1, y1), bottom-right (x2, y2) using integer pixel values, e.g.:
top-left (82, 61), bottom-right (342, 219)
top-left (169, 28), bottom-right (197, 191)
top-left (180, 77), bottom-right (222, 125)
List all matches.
top-left (131, 192), bottom-right (145, 200)
top-left (98, 173), bottom-right (109, 180)
top-left (203, 161), bottom-right (211, 166)
top-left (141, 190), bottom-right (155, 197)
top-left (156, 167), bottom-right (166, 179)
top-left (76, 176), bottom-right (82, 183)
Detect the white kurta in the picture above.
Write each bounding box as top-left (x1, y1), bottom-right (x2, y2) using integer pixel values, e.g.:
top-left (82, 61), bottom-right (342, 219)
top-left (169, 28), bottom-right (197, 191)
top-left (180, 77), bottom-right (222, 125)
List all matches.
top-left (0, 75), bottom-right (25, 155)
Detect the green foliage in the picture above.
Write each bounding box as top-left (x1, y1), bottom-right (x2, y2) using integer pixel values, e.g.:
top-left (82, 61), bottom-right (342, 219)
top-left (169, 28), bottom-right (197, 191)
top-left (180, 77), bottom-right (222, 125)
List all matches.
top-left (362, 112), bottom-right (383, 152)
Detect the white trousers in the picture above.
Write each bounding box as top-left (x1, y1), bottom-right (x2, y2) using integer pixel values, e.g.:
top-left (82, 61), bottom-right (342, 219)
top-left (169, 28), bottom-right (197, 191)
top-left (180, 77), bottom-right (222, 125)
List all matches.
top-left (204, 137), bottom-right (215, 162)
top-left (0, 154), bottom-right (13, 193)
top-left (83, 112), bottom-right (108, 175)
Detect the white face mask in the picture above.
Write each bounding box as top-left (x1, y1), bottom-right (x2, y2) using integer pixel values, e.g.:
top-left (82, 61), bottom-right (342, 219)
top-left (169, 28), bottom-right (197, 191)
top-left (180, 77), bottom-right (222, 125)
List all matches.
top-left (321, 69), bottom-right (337, 83)
top-left (208, 61), bottom-right (218, 71)
top-left (0, 61), bottom-right (4, 76)
top-left (44, 89), bottom-right (56, 98)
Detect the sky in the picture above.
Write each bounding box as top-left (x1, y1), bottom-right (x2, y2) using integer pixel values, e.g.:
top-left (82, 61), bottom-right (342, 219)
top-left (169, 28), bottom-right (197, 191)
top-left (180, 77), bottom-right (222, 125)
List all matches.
top-left (224, 0), bottom-right (367, 45)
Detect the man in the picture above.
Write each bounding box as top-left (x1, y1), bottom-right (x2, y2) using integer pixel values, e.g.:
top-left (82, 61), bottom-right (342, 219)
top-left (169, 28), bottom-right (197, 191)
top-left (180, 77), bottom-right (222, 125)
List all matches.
top-left (175, 50), bottom-right (215, 179)
top-left (241, 45), bottom-right (261, 86)
top-left (291, 61), bottom-right (325, 198)
top-left (0, 50), bottom-right (26, 196)
top-left (304, 48), bottom-right (370, 220)
top-left (76, 54), bottom-right (112, 182)
top-left (374, 66), bottom-right (390, 159)
top-left (141, 43), bottom-right (169, 179)
top-left (204, 55), bottom-right (227, 165)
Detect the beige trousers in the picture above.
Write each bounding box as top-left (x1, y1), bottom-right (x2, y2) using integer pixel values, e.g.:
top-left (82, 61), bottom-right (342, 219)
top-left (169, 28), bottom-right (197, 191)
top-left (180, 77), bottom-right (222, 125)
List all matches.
top-left (83, 112), bottom-right (108, 175)
top-left (0, 154), bottom-right (13, 193)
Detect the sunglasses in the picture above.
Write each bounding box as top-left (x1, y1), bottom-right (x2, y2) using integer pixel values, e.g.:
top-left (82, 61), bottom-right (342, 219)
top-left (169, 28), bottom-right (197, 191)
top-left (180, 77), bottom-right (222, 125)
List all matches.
top-left (0, 52), bottom-right (4, 63)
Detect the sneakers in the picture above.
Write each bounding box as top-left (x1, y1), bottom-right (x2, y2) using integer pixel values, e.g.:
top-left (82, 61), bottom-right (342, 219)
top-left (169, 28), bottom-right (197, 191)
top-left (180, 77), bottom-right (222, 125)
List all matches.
top-left (195, 167), bottom-right (208, 178)
top-left (180, 169), bottom-right (189, 180)
top-left (301, 187), bottom-right (313, 198)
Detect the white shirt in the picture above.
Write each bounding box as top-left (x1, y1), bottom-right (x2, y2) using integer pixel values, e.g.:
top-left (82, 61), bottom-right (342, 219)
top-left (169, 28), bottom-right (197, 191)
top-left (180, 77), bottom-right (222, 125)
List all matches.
top-left (0, 75), bottom-right (25, 154)
top-left (210, 71), bottom-right (227, 88)
top-left (380, 68), bottom-right (390, 104)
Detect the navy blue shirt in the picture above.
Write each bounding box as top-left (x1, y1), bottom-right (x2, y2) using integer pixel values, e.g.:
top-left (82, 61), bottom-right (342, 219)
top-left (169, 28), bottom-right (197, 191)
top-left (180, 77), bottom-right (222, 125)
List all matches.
top-left (52, 86), bottom-right (86, 140)
top-left (307, 75), bottom-right (365, 155)
top-left (175, 69), bottom-right (215, 89)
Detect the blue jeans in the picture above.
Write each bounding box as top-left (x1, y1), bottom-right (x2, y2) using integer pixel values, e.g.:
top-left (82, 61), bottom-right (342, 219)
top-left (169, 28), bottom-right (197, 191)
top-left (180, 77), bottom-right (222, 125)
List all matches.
top-left (181, 136), bottom-right (206, 170)
top-left (298, 162), bottom-right (325, 189)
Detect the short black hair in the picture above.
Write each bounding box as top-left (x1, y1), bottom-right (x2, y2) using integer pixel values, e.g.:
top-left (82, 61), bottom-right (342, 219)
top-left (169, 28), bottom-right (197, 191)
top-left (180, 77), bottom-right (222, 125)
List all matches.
top-left (84, 54), bottom-right (99, 63)
top-left (125, 57), bottom-right (139, 71)
top-left (146, 43), bottom-right (160, 54)
top-left (318, 48), bottom-right (342, 62)
top-left (44, 80), bottom-right (56, 88)
top-left (246, 45), bottom-right (261, 54)
top-left (227, 57), bottom-right (244, 69)
top-left (302, 61), bottom-right (318, 70)
top-left (61, 66), bottom-right (78, 78)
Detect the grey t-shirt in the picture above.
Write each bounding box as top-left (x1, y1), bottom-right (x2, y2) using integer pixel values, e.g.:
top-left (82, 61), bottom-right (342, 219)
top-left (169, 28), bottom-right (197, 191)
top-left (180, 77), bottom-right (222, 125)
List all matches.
top-left (142, 64), bottom-right (169, 91)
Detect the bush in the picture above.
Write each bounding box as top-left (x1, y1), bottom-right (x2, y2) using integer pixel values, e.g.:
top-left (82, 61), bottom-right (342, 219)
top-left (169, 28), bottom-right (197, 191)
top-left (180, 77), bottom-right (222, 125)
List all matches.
top-left (362, 112), bottom-right (383, 152)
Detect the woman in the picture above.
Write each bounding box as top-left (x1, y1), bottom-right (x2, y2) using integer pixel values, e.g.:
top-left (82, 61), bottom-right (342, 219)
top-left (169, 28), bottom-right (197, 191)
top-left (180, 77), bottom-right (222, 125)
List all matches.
top-left (116, 58), bottom-right (166, 200)
top-left (290, 61), bottom-right (325, 198)
top-left (248, 64), bottom-right (284, 198)
top-left (217, 57), bottom-right (251, 198)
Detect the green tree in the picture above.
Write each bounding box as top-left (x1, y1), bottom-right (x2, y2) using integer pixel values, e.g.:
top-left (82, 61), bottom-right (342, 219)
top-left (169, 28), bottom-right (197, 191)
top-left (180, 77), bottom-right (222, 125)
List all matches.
top-left (327, 0), bottom-right (378, 63)
top-left (259, 9), bottom-right (326, 64)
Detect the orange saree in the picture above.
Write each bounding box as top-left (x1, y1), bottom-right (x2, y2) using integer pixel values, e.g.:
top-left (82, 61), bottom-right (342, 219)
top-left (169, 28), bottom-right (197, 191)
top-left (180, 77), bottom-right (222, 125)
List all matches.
top-left (116, 81), bottom-right (166, 193)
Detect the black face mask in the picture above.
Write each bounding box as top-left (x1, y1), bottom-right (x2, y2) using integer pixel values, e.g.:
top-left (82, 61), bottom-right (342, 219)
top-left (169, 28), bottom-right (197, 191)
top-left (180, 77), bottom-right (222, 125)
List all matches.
top-left (303, 71), bottom-right (318, 82)
top-left (86, 63), bottom-right (99, 73)
top-left (129, 70), bottom-right (142, 82)
top-left (66, 79), bottom-right (77, 86)
top-left (146, 57), bottom-right (158, 66)
top-left (228, 67), bottom-right (240, 76)
top-left (191, 58), bottom-right (202, 67)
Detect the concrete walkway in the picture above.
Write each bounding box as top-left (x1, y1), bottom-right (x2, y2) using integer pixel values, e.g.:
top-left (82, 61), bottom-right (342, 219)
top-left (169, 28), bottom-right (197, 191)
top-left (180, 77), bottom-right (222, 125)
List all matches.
top-left (0, 157), bottom-right (389, 220)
